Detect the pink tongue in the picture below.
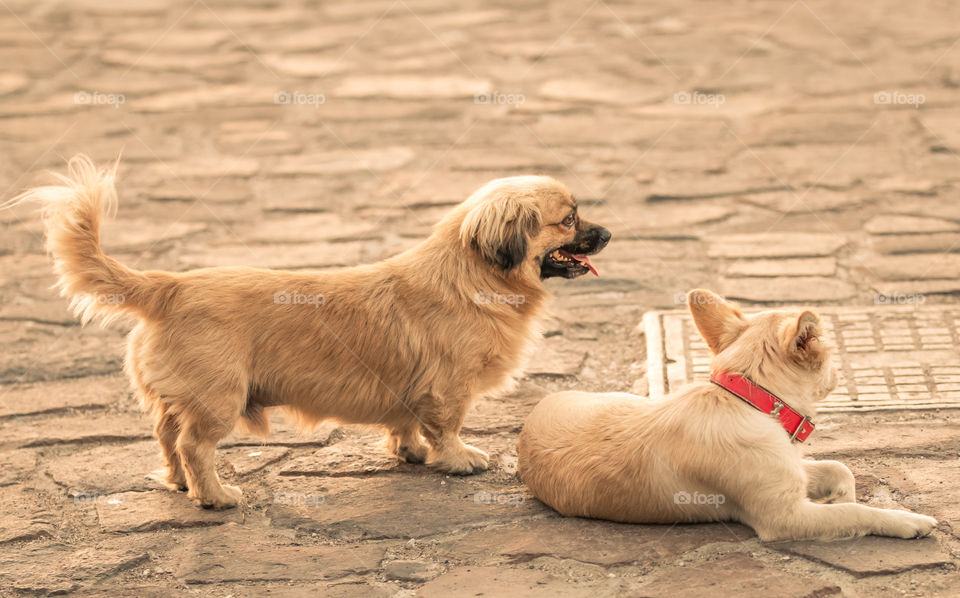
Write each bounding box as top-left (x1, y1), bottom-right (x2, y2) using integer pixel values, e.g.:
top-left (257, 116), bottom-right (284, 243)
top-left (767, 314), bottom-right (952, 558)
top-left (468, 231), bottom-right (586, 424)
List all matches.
top-left (560, 249), bottom-right (599, 277)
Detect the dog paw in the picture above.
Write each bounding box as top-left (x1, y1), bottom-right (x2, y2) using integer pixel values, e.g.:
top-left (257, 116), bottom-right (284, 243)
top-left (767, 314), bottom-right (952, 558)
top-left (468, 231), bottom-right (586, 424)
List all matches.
top-left (397, 442), bottom-right (428, 464)
top-left (147, 468), bottom-right (187, 492)
top-left (196, 484), bottom-right (243, 510)
top-left (431, 443), bottom-right (489, 475)
top-left (387, 434), bottom-right (429, 464)
top-left (819, 485), bottom-right (855, 504)
top-left (885, 511), bottom-right (938, 539)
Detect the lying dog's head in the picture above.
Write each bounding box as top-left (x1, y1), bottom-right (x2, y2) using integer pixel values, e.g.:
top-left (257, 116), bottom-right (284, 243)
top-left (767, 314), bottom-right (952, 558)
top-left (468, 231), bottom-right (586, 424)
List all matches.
top-left (458, 176), bottom-right (610, 280)
top-left (686, 289), bottom-right (838, 405)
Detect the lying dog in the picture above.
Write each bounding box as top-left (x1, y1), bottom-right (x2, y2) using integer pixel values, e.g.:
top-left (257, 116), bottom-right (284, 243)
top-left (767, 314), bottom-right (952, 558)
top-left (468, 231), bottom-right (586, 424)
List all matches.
top-left (14, 156), bottom-right (609, 509)
top-left (517, 289), bottom-right (937, 541)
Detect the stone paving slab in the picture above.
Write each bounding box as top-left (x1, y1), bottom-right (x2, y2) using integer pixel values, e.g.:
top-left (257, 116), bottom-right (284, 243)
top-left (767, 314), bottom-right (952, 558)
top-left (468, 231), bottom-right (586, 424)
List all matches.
top-left (0, 541), bottom-right (156, 595)
top-left (266, 474), bottom-right (548, 542)
top-left (0, 487), bottom-right (59, 546)
top-left (3, 0), bottom-right (960, 595)
top-left (95, 491), bottom-right (244, 533)
top-left (870, 457), bottom-right (960, 530)
top-left (222, 446), bottom-right (293, 478)
top-left (446, 517), bottom-right (753, 567)
top-left (166, 523), bottom-right (388, 585)
top-left (634, 553), bottom-right (842, 598)
top-left (416, 566), bottom-right (616, 598)
top-left (0, 374), bottom-right (130, 418)
top-left (45, 441), bottom-right (161, 495)
top-left (2, 413), bottom-right (152, 449)
top-left (771, 537), bottom-right (953, 578)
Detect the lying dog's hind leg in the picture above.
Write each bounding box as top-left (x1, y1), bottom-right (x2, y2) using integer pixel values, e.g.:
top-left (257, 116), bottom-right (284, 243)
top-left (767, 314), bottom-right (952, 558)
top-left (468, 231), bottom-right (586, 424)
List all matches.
top-left (803, 459), bottom-right (855, 504)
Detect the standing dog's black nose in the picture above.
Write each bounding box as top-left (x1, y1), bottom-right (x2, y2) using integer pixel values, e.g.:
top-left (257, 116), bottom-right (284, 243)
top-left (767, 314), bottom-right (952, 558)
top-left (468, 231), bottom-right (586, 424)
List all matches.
top-left (587, 226), bottom-right (611, 253)
top-left (597, 227), bottom-right (612, 248)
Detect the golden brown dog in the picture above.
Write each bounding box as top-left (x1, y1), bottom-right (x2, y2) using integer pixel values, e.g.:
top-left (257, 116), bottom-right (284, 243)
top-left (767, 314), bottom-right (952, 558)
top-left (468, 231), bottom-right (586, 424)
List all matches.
top-left (517, 290), bottom-right (937, 541)
top-left (12, 156), bottom-right (609, 509)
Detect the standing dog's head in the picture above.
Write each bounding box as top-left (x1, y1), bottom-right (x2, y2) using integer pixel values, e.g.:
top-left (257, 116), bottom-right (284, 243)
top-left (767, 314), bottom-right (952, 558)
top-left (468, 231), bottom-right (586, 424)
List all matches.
top-left (457, 176), bottom-right (610, 280)
top-left (686, 289), bottom-right (838, 410)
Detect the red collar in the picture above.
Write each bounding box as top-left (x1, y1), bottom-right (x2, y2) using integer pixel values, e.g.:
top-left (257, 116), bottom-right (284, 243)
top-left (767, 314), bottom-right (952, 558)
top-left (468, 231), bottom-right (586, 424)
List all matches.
top-left (710, 371), bottom-right (815, 442)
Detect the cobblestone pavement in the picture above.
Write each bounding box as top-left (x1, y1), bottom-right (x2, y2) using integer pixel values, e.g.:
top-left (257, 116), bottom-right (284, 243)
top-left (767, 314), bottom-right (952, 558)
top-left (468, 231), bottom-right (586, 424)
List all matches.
top-left (1, 0), bottom-right (959, 596)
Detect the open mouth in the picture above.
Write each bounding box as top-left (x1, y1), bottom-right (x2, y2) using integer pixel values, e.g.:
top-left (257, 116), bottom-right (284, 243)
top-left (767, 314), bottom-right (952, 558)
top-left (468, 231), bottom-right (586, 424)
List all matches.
top-left (539, 223), bottom-right (610, 280)
top-left (542, 247), bottom-right (599, 278)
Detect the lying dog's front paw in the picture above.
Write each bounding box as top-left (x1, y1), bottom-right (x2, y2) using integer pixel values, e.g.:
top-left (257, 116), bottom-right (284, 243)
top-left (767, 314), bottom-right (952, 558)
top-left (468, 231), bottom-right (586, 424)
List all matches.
top-left (430, 443), bottom-right (489, 475)
top-left (886, 511), bottom-right (938, 539)
top-left (193, 484), bottom-right (243, 510)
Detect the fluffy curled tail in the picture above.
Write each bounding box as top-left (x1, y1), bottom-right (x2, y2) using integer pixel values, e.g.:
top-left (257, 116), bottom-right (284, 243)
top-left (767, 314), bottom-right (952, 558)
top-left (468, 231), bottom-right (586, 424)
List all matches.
top-left (6, 155), bottom-right (173, 326)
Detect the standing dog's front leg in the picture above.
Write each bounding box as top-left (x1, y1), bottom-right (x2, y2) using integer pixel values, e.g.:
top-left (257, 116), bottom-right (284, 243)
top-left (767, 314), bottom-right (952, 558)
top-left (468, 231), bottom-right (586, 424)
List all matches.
top-left (803, 459), bottom-right (856, 504)
top-left (417, 392), bottom-right (489, 475)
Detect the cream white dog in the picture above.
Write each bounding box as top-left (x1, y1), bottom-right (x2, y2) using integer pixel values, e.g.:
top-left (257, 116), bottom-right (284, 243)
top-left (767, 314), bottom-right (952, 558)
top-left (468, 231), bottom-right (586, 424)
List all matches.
top-left (517, 289), bottom-right (938, 541)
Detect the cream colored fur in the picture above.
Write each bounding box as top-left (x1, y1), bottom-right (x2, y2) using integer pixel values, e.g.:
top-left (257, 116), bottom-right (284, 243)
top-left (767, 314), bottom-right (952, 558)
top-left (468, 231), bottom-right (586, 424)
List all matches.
top-left (517, 289), bottom-right (938, 541)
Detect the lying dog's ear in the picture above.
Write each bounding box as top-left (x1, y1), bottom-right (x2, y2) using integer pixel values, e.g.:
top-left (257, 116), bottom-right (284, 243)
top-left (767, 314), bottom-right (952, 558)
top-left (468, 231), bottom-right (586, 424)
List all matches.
top-left (460, 195), bottom-right (541, 271)
top-left (687, 289), bottom-right (746, 355)
top-left (780, 311), bottom-right (825, 366)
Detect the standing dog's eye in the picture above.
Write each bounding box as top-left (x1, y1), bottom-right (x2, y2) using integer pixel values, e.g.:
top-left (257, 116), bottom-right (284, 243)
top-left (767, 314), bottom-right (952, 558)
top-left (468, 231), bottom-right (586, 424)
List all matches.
top-left (562, 214), bottom-right (575, 227)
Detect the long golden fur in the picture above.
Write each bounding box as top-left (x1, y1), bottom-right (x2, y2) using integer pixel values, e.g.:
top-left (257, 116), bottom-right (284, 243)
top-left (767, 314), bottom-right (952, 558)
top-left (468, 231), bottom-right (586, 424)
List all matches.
top-left (517, 289), bottom-right (938, 541)
top-left (14, 156), bottom-right (609, 509)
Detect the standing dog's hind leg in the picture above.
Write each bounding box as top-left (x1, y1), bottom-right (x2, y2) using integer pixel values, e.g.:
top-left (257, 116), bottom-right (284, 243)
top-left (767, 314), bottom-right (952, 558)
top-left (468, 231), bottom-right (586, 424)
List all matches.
top-left (151, 403), bottom-right (187, 491)
top-left (387, 424), bottom-right (429, 464)
top-left (176, 395), bottom-right (244, 509)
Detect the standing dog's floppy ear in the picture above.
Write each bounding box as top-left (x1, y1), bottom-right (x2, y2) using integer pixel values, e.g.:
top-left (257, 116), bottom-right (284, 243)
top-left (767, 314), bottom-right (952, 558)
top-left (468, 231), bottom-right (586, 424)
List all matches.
top-left (460, 193), bottom-right (541, 270)
top-left (687, 289), bottom-right (747, 355)
top-left (780, 311), bottom-right (826, 366)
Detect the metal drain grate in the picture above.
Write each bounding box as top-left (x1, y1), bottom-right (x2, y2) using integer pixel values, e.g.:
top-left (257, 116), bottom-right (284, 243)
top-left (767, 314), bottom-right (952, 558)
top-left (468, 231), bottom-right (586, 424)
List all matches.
top-left (643, 305), bottom-right (960, 412)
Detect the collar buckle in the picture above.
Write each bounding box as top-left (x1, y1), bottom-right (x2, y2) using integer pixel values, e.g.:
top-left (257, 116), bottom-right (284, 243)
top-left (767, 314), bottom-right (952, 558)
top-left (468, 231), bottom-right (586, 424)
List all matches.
top-left (790, 415), bottom-right (811, 442)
